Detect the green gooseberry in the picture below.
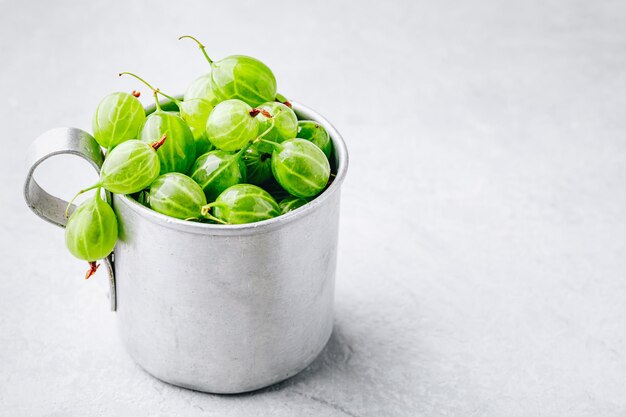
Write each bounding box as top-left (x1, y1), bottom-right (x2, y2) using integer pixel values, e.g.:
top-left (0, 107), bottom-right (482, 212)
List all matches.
top-left (255, 102), bottom-right (298, 145)
top-left (297, 120), bottom-right (332, 159)
top-left (181, 98), bottom-right (216, 157)
top-left (190, 149), bottom-right (247, 202)
top-left (65, 190), bottom-right (118, 279)
top-left (205, 99), bottom-right (260, 151)
top-left (92, 92), bottom-right (145, 150)
top-left (120, 72), bottom-right (196, 174)
top-left (242, 142), bottom-right (273, 185)
top-left (149, 173), bottom-right (208, 220)
top-left (279, 196), bottom-right (309, 214)
top-left (262, 138), bottom-right (331, 198)
top-left (99, 138), bottom-right (163, 194)
top-left (180, 35), bottom-right (277, 107)
top-left (65, 137), bottom-right (165, 215)
top-left (183, 73), bottom-right (220, 105)
top-left (202, 184), bottom-right (280, 225)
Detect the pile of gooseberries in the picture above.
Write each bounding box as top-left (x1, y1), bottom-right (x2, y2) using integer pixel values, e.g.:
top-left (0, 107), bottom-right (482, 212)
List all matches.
top-left (65, 35), bottom-right (335, 278)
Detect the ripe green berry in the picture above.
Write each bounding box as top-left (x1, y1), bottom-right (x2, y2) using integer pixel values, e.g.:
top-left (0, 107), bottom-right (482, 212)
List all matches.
top-left (65, 190), bottom-right (118, 263)
top-left (254, 102), bottom-right (297, 145)
top-left (178, 98), bottom-right (214, 156)
top-left (100, 138), bottom-right (162, 194)
top-left (180, 35), bottom-right (277, 107)
top-left (279, 196), bottom-right (309, 214)
top-left (92, 92), bottom-right (145, 150)
top-left (297, 120), bottom-right (332, 159)
top-left (190, 149), bottom-right (247, 202)
top-left (202, 184), bottom-right (280, 224)
top-left (264, 138), bottom-right (331, 198)
top-left (184, 73), bottom-right (220, 105)
top-left (149, 173), bottom-right (208, 220)
top-left (141, 112), bottom-right (195, 174)
top-left (206, 99), bottom-right (260, 151)
top-left (242, 142), bottom-right (273, 185)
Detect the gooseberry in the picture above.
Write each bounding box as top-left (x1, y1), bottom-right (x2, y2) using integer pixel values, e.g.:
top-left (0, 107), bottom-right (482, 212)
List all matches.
top-left (190, 150), bottom-right (247, 202)
top-left (255, 102), bottom-right (298, 144)
top-left (92, 92), bottom-right (145, 150)
top-left (179, 35), bottom-right (277, 107)
top-left (201, 184), bottom-right (280, 224)
top-left (242, 142), bottom-right (273, 185)
top-left (148, 173), bottom-right (208, 220)
top-left (205, 99), bottom-right (260, 151)
top-left (262, 138), bottom-right (331, 198)
top-left (65, 190), bottom-right (118, 279)
top-left (297, 120), bottom-right (332, 159)
top-left (183, 73), bottom-right (220, 105)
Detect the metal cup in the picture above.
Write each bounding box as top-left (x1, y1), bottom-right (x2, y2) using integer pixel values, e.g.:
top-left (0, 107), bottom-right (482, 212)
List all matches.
top-left (23, 102), bottom-right (348, 393)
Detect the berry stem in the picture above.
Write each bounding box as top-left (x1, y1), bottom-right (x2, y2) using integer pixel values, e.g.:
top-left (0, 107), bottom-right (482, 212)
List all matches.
top-left (178, 35), bottom-right (214, 65)
top-left (155, 89), bottom-right (181, 106)
top-left (153, 90), bottom-right (162, 112)
top-left (250, 108), bottom-right (272, 118)
top-left (150, 134), bottom-right (167, 151)
top-left (200, 203), bottom-right (228, 224)
top-left (65, 184), bottom-right (102, 218)
top-left (249, 112), bottom-right (279, 146)
top-left (119, 72), bottom-right (163, 111)
top-left (119, 72), bottom-right (157, 91)
top-left (234, 142), bottom-right (253, 159)
top-left (85, 261), bottom-right (100, 280)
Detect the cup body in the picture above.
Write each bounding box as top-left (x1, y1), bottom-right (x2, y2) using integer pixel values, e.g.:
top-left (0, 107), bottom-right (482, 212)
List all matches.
top-left (111, 104), bottom-right (347, 393)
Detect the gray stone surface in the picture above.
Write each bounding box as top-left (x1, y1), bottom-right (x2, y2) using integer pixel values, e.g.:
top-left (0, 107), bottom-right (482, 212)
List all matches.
top-left (2, 0), bottom-right (626, 415)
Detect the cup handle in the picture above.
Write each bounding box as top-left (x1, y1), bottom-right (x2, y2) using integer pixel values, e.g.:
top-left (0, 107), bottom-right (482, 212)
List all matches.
top-left (23, 127), bottom-right (117, 311)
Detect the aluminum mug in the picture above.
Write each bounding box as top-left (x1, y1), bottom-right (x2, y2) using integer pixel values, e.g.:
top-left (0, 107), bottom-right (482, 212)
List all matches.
top-left (23, 102), bottom-right (348, 394)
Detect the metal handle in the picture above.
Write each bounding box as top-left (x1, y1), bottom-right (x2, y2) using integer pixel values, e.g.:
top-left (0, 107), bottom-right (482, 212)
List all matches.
top-left (23, 127), bottom-right (116, 311)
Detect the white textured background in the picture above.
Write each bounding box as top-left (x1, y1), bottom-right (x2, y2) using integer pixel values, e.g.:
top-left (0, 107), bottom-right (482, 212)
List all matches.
top-left (2, 0), bottom-right (626, 416)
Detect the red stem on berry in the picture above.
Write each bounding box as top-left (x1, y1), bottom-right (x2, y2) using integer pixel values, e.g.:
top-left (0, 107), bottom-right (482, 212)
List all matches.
top-left (250, 108), bottom-right (272, 118)
top-left (85, 261), bottom-right (100, 280)
top-left (274, 98), bottom-right (292, 108)
top-left (274, 93), bottom-right (292, 108)
top-left (150, 134), bottom-right (167, 151)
